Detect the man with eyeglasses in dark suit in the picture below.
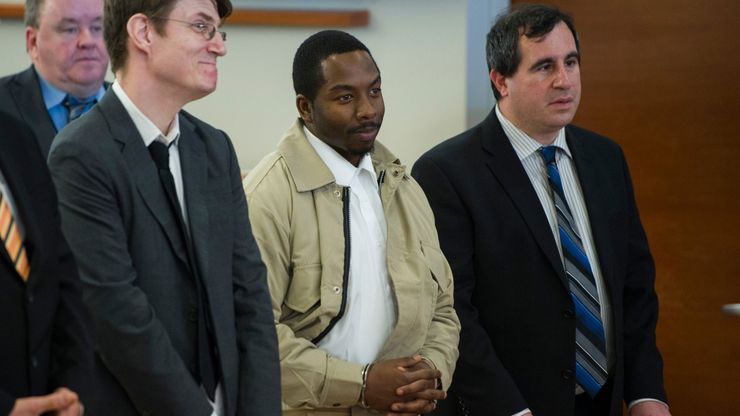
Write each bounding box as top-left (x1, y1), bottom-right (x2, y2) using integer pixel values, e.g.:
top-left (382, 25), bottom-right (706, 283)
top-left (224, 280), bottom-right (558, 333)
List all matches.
top-left (47, 0), bottom-right (280, 414)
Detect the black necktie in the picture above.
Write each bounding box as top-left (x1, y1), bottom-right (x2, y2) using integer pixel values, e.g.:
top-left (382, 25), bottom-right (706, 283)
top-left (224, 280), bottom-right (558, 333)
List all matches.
top-left (148, 140), bottom-right (218, 399)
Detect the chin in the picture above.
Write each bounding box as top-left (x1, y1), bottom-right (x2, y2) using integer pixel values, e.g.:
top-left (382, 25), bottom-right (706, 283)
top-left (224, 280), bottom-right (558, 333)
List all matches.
top-left (70, 67), bottom-right (105, 80)
top-left (354, 143), bottom-right (375, 156)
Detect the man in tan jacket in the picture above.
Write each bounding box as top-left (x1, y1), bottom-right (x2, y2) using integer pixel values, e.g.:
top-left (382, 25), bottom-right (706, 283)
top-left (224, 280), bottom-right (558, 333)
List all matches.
top-left (244, 30), bottom-right (460, 415)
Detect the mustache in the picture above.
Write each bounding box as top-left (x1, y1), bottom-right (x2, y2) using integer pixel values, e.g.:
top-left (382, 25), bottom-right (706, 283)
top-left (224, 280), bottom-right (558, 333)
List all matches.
top-left (348, 122), bottom-right (381, 133)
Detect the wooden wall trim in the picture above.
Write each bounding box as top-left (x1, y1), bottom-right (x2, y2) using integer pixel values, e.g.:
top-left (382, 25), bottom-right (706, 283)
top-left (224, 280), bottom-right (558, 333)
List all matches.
top-left (0, 5), bottom-right (369, 27)
top-left (228, 9), bottom-right (368, 27)
top-left (0, 4), bottom-right (23, 19)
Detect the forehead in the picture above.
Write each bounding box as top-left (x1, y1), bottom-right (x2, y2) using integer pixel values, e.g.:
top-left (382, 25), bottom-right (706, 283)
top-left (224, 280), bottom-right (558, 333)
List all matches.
top-left (169, 0), bottom-right (220, 20)
top-left (518, 21), bottom-right (577, 61)
top-left (320, 50), bottom-right (379, 87)
top-left (39, 0), bottom-right (103, 21)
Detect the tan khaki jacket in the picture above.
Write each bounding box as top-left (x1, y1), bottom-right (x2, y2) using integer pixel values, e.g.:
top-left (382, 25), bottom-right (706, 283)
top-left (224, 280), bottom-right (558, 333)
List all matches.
top-left (244, 120), bottom-right (460, 415)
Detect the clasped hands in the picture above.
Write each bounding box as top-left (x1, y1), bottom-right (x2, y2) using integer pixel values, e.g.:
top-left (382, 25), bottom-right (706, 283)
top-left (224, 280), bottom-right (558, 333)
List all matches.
top-left (364, 355), bottom-right (445, 416)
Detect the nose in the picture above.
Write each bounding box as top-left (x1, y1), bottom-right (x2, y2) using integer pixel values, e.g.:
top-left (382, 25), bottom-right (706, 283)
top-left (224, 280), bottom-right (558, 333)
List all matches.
top-left (356, 94), bottom-right (378, 120)
top-left (553, 64), bottom-right (573, 89)
top-left (208, 32), bottom-right (227, 57)
top-left (77, 27), bottom-right (97, 48)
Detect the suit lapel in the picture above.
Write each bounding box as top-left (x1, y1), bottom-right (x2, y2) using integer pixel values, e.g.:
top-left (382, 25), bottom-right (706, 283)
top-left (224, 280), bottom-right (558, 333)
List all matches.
top-left (480, 112), bottom-right (569, 289)
top-left (99, 92), bottom-right (190, 266)
top-left (178, 117), bottom-right (209, 282)
top-left (567, 130), bottom-right (617, 295)
top-left (10, 67), bottom-right (58, 156)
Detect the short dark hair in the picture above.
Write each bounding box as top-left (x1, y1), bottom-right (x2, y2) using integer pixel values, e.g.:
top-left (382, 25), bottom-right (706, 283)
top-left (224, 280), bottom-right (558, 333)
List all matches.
top-left (486, 4), bottom-right (579, 99)
top-left (292, 30), bottom-right (378, 102)
top-left (105, 0), bottom-right (232, 73)
top-left (24, 0), bottom-right (44, 28)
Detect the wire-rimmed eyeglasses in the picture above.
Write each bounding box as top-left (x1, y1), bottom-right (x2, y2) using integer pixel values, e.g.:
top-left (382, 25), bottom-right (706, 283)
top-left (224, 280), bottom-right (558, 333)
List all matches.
top-left (151, 17), bottom-right (226, 41)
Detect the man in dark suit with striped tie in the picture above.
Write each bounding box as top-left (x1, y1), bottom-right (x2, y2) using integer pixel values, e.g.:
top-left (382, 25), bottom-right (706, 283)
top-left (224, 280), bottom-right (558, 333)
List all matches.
top-left (412, 4), bottom-right (670, 416)
top-left (0, 0), bottom-right (109, 158)
top-left (0, 112), bottom-right (92, 416)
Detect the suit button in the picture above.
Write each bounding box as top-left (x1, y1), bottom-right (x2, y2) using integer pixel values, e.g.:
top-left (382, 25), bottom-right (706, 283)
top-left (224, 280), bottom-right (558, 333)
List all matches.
top-left (31, 356), bottom-right (38, 368)
top-left (27, 294), bottom-right (34, 304)
top-left (561, 369), bottom-right (574, 380)
top-left (563, 309), bottom-right (575, 318)
top-left (188, 307), bottom-right (197, 322)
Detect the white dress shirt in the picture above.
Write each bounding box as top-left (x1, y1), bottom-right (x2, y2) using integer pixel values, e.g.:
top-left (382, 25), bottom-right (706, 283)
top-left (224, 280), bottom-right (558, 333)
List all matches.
top-left (305, 127), bottom-right (396, 365)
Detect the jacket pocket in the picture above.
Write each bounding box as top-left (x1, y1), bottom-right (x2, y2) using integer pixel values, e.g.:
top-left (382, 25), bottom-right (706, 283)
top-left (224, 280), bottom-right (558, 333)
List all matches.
top-left (420, 241), bottom-right (452, 291)
top-left (285, 265), bottom-right (322, 313)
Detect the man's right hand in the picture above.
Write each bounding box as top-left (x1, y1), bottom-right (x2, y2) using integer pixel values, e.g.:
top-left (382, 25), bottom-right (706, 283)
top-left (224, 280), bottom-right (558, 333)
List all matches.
top-left (10, 388), bottom-right (79, 416)
top-left (364, 356), bottom-right (443, 413)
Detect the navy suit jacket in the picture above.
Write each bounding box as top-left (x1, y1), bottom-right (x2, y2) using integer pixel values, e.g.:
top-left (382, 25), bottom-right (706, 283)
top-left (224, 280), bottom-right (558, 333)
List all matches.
top-left (48, 91), bottom-right (281, 415)
top-left (0, 66), bottom-right (110, 158)
top-left (0, 112), bottom-right (92, 414)
top-left (0, 66), bottom-right (57, 157)
top-left (412, 110), bottom-right (667, 415)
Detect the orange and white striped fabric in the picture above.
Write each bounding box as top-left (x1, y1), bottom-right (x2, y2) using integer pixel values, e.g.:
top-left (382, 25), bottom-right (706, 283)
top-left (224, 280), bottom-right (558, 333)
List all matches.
top-left (0, 191), bottom-right (29, 281)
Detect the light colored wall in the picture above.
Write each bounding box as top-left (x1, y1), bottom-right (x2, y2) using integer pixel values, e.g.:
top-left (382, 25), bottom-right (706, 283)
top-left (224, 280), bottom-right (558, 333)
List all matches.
top-left (0, 0), bottom-right (508, 168)
top-left (467, 0), bottom-right (508, 126)
top-left (194, 0), bottom-right (468, 169)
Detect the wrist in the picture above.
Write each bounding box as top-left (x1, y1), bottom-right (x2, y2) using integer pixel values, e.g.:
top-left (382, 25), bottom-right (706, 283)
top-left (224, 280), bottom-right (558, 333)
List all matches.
top-left (359, 363), bottom-right (373, 409)
top-left (419, 356), bottom-right (441, 389)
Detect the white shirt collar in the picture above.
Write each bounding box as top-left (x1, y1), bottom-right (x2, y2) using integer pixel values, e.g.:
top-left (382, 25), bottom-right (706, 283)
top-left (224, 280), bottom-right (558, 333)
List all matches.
top-left (303, 125), bottom-right (377, 188)
top-left (111, 81), bottom-right (180, 147)
top-left (495, 104), bottom-right (571, 161)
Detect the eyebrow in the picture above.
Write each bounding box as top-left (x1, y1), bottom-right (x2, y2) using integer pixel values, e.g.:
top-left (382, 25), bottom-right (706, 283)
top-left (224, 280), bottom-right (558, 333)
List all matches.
top-left (528, 51), bottom-right (580, 71)
top-left (58, 16), bottom-right (103, 24)
top-left (192, 12), bottom-right (216, 23)
top-left (328, 75), bottom-right (382, 92)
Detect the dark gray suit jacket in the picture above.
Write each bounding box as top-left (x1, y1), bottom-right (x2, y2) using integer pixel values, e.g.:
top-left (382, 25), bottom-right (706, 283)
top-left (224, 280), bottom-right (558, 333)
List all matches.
top-left (412, 110), bottom-right (666, 416)
top-left (48, 91), bottom-right (281, 415)
top-left (0, 66), bottom-right (57, 157)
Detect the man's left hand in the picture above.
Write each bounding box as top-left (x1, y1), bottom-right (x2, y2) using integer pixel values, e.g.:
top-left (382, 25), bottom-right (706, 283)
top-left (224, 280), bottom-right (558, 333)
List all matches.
top-left (389, 356), bottom-right (444, 415)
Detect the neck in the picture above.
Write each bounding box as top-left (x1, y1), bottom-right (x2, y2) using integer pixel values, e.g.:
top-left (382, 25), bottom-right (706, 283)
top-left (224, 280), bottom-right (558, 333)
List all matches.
top-left (498, 102), bottom-right (559, 145)
top-left (116, 69), bottom-right (183, 134)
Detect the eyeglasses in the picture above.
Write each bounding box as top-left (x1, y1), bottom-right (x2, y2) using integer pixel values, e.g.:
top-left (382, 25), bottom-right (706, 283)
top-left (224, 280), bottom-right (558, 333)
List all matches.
top-left (151, 17), bottom-right (226, 41)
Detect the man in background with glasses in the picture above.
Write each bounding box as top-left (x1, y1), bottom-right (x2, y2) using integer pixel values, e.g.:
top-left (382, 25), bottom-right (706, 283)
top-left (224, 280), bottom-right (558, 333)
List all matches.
top-left (47, 0), bottom-right (281, 415)
top-left (0, 0), bottom-right (109, 158)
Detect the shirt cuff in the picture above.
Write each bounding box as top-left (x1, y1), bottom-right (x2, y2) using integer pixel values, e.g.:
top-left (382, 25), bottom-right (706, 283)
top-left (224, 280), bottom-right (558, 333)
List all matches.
top-left (512, 408), bottom-right (532, 416)
top-left (627, 398), bottom-right (669, 411)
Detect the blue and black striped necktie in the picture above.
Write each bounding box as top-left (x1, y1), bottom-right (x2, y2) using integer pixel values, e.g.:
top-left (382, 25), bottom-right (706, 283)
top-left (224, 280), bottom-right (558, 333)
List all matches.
top-left (539, 145), bottom-right (608, 397)
top-left (63, 95), bottom-right (96, 123)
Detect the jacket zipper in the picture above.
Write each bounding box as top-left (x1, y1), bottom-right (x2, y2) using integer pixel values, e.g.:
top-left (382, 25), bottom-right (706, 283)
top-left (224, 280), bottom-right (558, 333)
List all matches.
top-left (311, 187), bottom-right (351, 344)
